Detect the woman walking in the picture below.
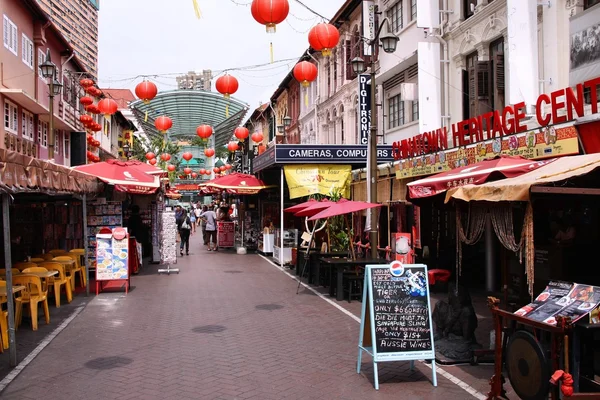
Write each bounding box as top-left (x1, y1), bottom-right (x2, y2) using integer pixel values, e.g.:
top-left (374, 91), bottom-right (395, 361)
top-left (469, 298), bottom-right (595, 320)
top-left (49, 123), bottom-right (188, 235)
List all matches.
top-left (177, 209), bottom-right (192, 256)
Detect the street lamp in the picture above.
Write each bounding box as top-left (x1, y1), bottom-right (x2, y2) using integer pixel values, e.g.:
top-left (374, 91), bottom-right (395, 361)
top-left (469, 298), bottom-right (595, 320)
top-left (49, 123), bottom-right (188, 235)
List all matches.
top-left (358, 18), bottom-right (399, 259)
top-left (39, 49), bottom-right (62, 160)
top-left (283, 115), bottom-right (292, 127)
top-left (277, 125), bottom-right (285, 134)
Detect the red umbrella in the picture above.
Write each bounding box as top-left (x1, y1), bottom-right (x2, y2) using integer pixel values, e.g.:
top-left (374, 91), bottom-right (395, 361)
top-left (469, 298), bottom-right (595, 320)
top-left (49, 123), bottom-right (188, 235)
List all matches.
top-left (284, 198), bottom-right (318, 213)
top-left (293, 199), bottom-right (334, 217)
top-left (205, 172), bottom-right (270, 195)
top-left (308, 199), bottom-right (382, 221)
top-left (74, 159), bottom-right (159, 194)
top-left (406, 155), bottom-right (556, 199)
top-left (126, 160), bottom-right (167, 176)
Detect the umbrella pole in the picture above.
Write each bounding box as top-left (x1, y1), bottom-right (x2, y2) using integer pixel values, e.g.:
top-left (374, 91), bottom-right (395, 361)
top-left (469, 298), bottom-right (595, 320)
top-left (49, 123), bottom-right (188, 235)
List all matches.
top-left (326, 218), bottom-right (331, 253)
top-left (296, 220), bottom-right (318, 295)
top-left (346, 214), bottom-right (356, 260)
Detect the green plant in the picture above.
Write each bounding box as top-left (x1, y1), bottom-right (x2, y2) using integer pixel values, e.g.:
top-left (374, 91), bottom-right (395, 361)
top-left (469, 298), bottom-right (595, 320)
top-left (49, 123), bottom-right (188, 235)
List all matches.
top-left (327, 189), bottom-right (352, 253)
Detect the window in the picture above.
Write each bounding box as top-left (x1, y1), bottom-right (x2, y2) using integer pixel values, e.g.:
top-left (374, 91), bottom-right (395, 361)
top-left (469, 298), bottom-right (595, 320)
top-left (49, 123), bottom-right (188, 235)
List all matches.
top-left (412, 100), bottom-right (419, 122)
top-left (38, 121), bottom-right (48, 147)
top-left (388, 94), bottom-right (405, 129)
top-left (463, 0), bottom-right (477, 20)
top-left (585, 0), bottom-right (600, 9)
top-left (22, 110), bottom-right (34, 141)
top-left (64, 132), bottom-right (70, 159)
top-left (464, 51), bottom-right (491, 120)
top-left (326, 62), bottom-right (331, 96)
top-left (410, 0), bottom-right (417, 21)
top-left (21, 34), bottom-right (33, 68)
top-left (333, 50), bottom-right (337, 92)
top-left (4, 100), bottom-right (18, 134)
top-left (38, 48), bottom-right (46, 77)
top-left (3, 15), bottom-right (17, 55)
top-left (490, 38), bottom-right (505, 112)
top-left (387, 1), bottom-right (403, 33)
top-left (55, 130), bottom-right (61, 156)
top-left (63, 75), bottom-right (71, 103)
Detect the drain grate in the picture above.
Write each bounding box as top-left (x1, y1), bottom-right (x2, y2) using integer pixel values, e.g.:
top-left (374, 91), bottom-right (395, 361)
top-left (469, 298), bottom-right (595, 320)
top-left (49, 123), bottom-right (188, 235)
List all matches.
top-left (255, 304), bottom-right (284, 311)
top-left (192, 325), bottom-right (227, 334)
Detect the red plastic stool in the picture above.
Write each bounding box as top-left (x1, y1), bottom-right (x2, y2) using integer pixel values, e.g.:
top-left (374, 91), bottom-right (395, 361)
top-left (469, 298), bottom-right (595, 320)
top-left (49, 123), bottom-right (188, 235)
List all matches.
top-left (428, 269), bottom-right (451, 285)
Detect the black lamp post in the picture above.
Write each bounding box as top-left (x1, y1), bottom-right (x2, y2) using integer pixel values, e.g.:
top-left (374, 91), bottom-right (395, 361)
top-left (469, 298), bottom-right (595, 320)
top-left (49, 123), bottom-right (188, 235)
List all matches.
top-left (350, 19), bottom-right (399, 259)
top-left (39, 49), bottom-right (63, 160)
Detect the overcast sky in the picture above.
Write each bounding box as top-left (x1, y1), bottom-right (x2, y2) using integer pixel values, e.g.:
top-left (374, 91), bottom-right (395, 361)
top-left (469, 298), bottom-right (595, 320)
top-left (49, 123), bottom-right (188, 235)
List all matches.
top-left (98, 0), bottom-right (345, 111)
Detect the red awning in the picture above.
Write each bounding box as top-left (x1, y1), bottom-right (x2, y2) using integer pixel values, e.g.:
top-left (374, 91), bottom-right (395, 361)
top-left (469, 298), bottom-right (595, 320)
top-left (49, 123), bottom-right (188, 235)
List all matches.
top-left (407, 155), bottom-right (556, 200)
top-left (73, 159), bottom-right (160, 193)
top-left (204, 172), bottom-right (270, 195)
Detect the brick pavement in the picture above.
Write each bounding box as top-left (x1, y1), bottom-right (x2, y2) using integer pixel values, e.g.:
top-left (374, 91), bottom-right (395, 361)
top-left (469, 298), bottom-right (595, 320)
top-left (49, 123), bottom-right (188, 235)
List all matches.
top-left (0, 233), bottom-right (490, 399)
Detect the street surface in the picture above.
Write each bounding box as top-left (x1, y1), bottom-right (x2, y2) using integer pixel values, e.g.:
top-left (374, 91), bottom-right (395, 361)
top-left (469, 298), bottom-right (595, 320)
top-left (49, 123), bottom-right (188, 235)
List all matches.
top-left (0, 233), bottom-right (489, 399)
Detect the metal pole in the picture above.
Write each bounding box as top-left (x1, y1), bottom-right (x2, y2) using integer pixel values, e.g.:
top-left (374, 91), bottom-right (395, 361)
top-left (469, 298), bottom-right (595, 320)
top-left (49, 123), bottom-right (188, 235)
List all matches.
top-left (2, 193), bottom-right (17, 366)
top-left (48, 83), bottom-right (55, 160)
top-left (280, 167), bottom-right (284, 266)
top-left (485, 216), bottom-right (496, 292)
top-left (368, 41), bottom-right (378, 259)
top-left (83, 194), bottom-right (89, 296)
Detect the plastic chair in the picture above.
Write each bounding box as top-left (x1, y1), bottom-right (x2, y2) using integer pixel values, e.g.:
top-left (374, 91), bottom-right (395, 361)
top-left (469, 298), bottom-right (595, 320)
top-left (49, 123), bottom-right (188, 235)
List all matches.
top-left (0, 281), bottom-right (9, 351)
top-left (33, 254), bottom-right (54, 261)
top-left (13, 262), bottom-right (38, 271)
top-left (39, 262), bottom-right (72, 307)
top-left (53, 256), bottom-right (78, 290)
top-left (22, 267), bottom-right (49, 292)
top-left (30, 258), bottom-right (45, 263)
top-left (49, 249), bottom-right (68, 257)
top-left (0, 268), bottom-right (21, 277)
top-left (12, 275), bottom-right (50, 331)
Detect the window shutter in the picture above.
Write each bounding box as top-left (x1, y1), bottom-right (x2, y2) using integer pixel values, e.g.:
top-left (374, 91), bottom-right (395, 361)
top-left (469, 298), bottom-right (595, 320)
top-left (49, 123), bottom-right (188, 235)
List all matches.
top-left (468, 64), bottom-right (477, 118)
top-left (476, 61), bottom-right (490, 100)
top-left (495, 54), bottom-right (505, 95)
top-left (11, 23), bottom-right (17, 53)
top-left (3, 16), bottom-right (8, 47)
top-left (345, 40), bottom-right (355, 80)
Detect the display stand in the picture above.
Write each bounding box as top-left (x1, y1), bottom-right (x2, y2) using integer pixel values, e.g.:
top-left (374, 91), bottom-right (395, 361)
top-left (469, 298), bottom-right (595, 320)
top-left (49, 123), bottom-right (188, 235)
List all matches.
top-left (217, 221), bottom-right (235, 249)
top-left (358, 262), bottom-right (437, 390)
top-left (151, 202), bottom-right (162, 263)
top-left (86, 199), bottom-right (123, 273)
top-left (95, 228), bottom-right (130, 295)
top-left (158, 210), bottom-right (179, 275)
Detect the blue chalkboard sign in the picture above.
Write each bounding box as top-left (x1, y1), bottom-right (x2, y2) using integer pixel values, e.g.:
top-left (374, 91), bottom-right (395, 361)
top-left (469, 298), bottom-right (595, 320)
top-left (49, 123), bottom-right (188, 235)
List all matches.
top-left (357, 262), bottom-right (437, 390)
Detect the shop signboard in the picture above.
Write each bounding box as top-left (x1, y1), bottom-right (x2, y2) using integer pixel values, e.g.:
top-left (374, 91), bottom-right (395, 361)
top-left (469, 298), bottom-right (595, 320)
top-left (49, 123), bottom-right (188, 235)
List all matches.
top-left (95, 227), bottom-right (130, 294)
top-left (358, 74), bottom-right (371, 145)
top-left (283, 164), bottom-right (352, 199)
top-left (358, 262), bottom-right (437, 390)
top-left (217, 221), bottom-right (235, 248)
top-left (514, 281), bottom-right (600, 326)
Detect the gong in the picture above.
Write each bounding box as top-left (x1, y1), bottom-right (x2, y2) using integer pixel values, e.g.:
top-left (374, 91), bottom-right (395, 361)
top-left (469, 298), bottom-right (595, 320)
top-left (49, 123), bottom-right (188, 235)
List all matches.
top-left (506, 330), bottom-right (551, 400)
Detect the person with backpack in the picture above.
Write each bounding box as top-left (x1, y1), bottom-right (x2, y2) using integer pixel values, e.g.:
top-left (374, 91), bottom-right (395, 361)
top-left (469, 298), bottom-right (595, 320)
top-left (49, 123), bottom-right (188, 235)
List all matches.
top-left (177, 209), bottom-right (192, 256)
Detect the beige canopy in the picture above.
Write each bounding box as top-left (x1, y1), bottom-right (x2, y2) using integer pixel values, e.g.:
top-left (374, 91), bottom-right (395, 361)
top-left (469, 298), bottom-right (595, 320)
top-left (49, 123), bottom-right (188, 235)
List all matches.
top-left (445, 153), bottom-right (600, 203)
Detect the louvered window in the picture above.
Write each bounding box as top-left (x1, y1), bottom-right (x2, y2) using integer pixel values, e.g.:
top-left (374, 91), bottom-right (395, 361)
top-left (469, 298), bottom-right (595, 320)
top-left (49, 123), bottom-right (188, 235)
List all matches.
top-left (490, 38), bottom-right (505, 112)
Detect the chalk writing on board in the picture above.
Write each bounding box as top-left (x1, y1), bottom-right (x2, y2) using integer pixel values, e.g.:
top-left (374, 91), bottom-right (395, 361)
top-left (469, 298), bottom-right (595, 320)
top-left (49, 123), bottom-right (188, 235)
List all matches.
top-left (371, 267), bottom-right (432, 353)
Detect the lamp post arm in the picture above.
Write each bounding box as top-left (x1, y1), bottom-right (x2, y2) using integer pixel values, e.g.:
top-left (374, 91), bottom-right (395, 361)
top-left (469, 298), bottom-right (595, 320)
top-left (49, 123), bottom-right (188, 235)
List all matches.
top-left (370, 17), bottom-right (391, 46)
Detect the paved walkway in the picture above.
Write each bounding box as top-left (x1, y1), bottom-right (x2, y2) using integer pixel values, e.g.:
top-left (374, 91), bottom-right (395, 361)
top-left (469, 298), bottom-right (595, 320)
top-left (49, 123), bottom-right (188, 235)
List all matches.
top-left (0, 233), bottom-right (488, 400)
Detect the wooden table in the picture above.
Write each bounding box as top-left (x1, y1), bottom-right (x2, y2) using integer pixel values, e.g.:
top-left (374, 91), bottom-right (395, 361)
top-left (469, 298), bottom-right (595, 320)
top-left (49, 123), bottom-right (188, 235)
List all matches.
top-left (0, 285), bottom-right (26, 297)
top-left (319, 257), bottom-right (388, 301)
top-left (24, 271), bottom-right (58, 279)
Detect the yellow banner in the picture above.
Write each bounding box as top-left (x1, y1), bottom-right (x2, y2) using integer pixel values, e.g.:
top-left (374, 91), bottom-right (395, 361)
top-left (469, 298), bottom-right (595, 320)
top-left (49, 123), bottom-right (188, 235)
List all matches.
top-left (396, 125), bottom-right (580, 180)
top-left (284, 164), bottom-right (351, 199)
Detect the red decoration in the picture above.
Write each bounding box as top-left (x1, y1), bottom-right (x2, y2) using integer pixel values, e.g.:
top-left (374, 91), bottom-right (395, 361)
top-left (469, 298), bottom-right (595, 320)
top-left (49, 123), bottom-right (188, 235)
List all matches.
top-left (80, 78), bottom-right (94, 88)
top-left (167, 164), bottom-right (176, 172)
top-left (196, 125), bottom-right (213, 139)
top-left (227, 142), bottom-right (239, 152)
top-left (80, 115), bottom-right (93, 124)
top-left (308, 23), bottom-right (340, 57)
top-left (251, 132), bottom-right (264, 143)
top-left (85, 104), bottom-right (99, 114)
top-left (234, 127), bottom-right (249, 141)
top-left (91, 123), bottom-right (102, 132)
top-left (220, 166), bottom-right (227, 172)
top-left (191, 172), bottom-right (198, 178)
top-left (293, 61), bottom-right (318, 87)
top-left (213, 167), bottom-right (220, 173)
top-left (225, 164), bottom-right (232, 170)
top-left (145, 152), bottom-right (156, 160)
top-left (80, 96), bottom-right (94, 106)
top-left (184, 167), bottom-right (192, 175)
top-left (215, 74), bottom-right (239, 98)
top-left (135, 81), bottom-right (158, 104)
top-left (182, 152), bottom-right (193, 161)
top-left (251, 0), bottom-right (289, 33)
top-left (160, 153), bottom-right (171, 161)
top-left (154, 116), bottom-right (173, 133)
top-left (149, 158), bottom-right (157, 166)
top-left (97, 98), bottom-right (118, 117)
top-left (204, 148), bottom-right (215, 157)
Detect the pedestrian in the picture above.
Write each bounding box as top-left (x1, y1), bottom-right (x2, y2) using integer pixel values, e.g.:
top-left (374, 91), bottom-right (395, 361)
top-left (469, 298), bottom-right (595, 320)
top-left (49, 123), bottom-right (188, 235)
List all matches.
top-left (200, 205), bottom-right (208, 245)
top-left (177, 209), bottom-right (192, 256)
top-left (194, 204), bottom-right (202, 228)
top-left (200, 206), bottom-right (217, 251)
top-left (189, 208), bottom-right (197, 234)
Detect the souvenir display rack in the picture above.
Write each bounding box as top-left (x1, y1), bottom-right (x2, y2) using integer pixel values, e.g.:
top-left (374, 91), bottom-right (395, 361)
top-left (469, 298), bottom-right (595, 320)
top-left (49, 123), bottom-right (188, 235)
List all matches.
top-left (86, 201), bottom-right (123, 271)
top-left (151, 202), bottom-right (162, 263)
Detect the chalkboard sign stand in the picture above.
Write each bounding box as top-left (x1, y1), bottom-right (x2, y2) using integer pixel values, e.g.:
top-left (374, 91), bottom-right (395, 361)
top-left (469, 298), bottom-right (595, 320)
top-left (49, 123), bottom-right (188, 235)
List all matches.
top-left (357, 263), bottom-right (437, 390)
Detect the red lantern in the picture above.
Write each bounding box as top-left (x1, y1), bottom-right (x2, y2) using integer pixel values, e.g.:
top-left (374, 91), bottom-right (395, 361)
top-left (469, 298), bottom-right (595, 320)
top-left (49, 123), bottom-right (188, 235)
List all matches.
top-left (220, 166), bottom-right (227, 172)
top-left (199, 168), bottom-right (206, 175)
top-left (80, 96), bottom-right (94, 106)
top-left (293, 61), bottom-right (318, 88)
top-left (196, 125), bottom-right (213, 139)
top-left (215, 74), bottom-right (239, 99)
top-left (204, 148), bottom-right (215, 158)
top-left (98, 98), bottom-right (118, 118)
top-left (93, 87), bottom-right (103, 97)
top-left (94, 140), bottom-right (100, 147)
top-left (308, 23), bottom-right (340, 57)
top-left (251, 0), bottom-right (289, 33)
top-left (149, 158), bottom-right (157, 166)
top-left (213, 167), bottom-right (220, 174)
top-left (167, 164), bottom-right (176, 172)
top-left (225, 164), bottom-right (232, 170)
top-left (251, 132), bottom-right (264, 143)
top-left (161, 153), bottom-right (171, 161)
top-left (85, 86), bottom-right (97, 95)
top-left (92, 123), bottom-right (102, 132)
top-left (80, 78), bottom-right (94, 88)
top-left (154, 116), bottom-right (173, 133)
top-left (85, 104), bottom-right (99, 114)
top-left (227, 142), bottom-right (239, 152)
top-left (145, 152), bottom-right (156, 160)
top-left (234, 127), bottom-right (249, 141)
top-left (191, 172), bottom-right (198, 178)
top-left (80, 115), bottom-right (93, 124)
top-left (135, 81), bottom-right (158, 104)
top-left (184, 167), bottom-right (192, 175)
top-left (182, 152), bottom-right (193, 161)
top-left (205, 170), bottom-right (212, 176)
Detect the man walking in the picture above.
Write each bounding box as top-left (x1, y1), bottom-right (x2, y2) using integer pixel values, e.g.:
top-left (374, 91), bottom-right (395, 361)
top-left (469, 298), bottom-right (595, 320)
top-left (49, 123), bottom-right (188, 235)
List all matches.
top-left (200, 206), bottom-right (217, 251)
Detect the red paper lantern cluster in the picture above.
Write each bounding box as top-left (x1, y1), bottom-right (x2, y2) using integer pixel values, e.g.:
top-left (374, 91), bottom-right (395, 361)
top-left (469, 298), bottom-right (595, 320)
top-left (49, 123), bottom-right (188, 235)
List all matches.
top-left (308, 23), bottom-right (340, 57)
top-left (155, 116), bottom-right (173, 133)
top-left (135, 80), bottom-right (158, 104)
top-left (196, 125), bottom-right (213, 140)
top-left (251, 0), bottom-right (289, 33)
top-left (86, 135), bottom-right (100, 148)
top-left (234, 127), bottom-right (249, 141)
top-left (215, 74), bottom-right (239, 99)
top-left (251, 132), bottom-right (264, 143)
top-left (293, 61), bottom-right (318, 87)
top-left (86, 151), bottom-right (100, 163)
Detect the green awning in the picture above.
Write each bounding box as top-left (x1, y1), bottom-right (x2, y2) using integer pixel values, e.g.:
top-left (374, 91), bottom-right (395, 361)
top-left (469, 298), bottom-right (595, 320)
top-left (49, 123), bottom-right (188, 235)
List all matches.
top-left (130, 89), bottom-right (249, 148)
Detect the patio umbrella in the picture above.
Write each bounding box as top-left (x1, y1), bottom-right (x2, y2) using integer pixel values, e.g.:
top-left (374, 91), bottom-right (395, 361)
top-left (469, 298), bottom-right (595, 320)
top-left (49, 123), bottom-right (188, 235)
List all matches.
top-left (205, 172), bottom-right (270, 195)
top-left (284, 198), bottom-right (318, 213)
top-left (293, 198), bottom-right (334, 217)
top-left (73, 159), bottom-right (160, 194)
top-left (307, 199), bottom-right (382, 221)
top-left (126, 160), bottom-right (167, 176)
top-left (165, 188), bottom-right (182, 200)
top-left (406, 155), bottom-right (556, 200)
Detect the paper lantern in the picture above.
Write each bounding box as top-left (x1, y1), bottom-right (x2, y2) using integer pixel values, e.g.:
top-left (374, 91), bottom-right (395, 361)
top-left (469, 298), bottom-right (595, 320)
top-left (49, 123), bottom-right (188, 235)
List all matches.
top-left (215, 74), bottom-right (239, 99)
top-left (80, 96), bottom-right (94, 106)
top-left (251, 0), bottom-right (289, 33)
top-left (91, 123), bottom-right (102, 132)
top-left (135, 81), bottom-right (158, 104)
top-left (227, 142), bottom-right (239, 152)
top-left (80, 78), bottom-right (94, 88)
top-left (191, 172), bottom-right (198, 178)
top-left (85, 104), bottom-right (99, 114)
top-left (213, 167), bottom-right (220, 173)
top-left (234, 127), bottom-right (249, 141)
top-left (308, 23), bottom-right (340, 57)
top-left (98, 98), bottom-right (118, 118)
top-left (161, 153), bottom-right (171, 161)
top-left (220, 166), bottom-right (227, 172)
top-left (225, 164), bottom-right (232, 170)
top-left (80, 115), bottom-right (93, 124)
top-left (145, 152), bottom-right (156, 160)
top-left (199, 168), bottom-right (206, 175)
top-left (155, 116), bottom-right (172, 133)
top-left (149, 158), bottom-right (157, 166)
top-left (182, 152), bottom-right (193, 161)
top-left (184, 167), bottom-right (192, 175)
top-left (167, 164), bottom-right (176, 172)
top-left (293, 61), bottom-right (318, 88)
top-left (251, 132), bottom-right (264, 143)
top-left (196, 125), bottom-right (213, 139)
top-left (204, 148), bottom-right (215, 157)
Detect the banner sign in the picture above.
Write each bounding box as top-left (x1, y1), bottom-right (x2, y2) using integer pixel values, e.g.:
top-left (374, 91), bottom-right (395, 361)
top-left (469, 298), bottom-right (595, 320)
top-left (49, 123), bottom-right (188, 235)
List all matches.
top-left (284, 164), bottom-right (351, 199)
top-left (396, 125), bottom-right (579, 179)
top-left (358, 74), bottom-right (372, 145)
top-left (362, 1), bottom-right (376, 56)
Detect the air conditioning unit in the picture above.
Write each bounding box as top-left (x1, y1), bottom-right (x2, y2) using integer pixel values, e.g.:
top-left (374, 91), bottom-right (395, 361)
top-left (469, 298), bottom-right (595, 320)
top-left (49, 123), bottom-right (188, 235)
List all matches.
top-left (400, 83), bottom-right (418, 101)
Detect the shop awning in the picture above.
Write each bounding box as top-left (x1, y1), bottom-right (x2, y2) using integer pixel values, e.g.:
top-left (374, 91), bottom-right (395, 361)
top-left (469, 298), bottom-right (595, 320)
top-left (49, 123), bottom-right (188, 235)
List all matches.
top-left (445, 153), bottom-right (600, 203)
top-left (0, 149), bottom-right (103, 194)
top-left (73, 159), bottom-right (160, 194)
top-left (407, 155), bottom-right (554, 200)
top-left (204, 172), bottom-right (270, 195)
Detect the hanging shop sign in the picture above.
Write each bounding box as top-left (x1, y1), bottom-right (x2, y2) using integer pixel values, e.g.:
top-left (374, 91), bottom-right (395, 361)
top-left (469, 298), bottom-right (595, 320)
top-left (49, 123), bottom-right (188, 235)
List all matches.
top-left (358, 74), bottom-right (372, 145)
top-left (396, 124), bottom-right (579, 179)
top-left (392, 76), bottom-right (600, 164)
top-left (283, 164), bottom-right (351, 199)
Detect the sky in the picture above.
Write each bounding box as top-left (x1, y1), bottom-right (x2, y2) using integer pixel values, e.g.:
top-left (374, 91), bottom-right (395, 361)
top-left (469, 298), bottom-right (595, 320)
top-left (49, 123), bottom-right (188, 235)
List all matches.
top-left (97, 0), bottom-right (346, 112)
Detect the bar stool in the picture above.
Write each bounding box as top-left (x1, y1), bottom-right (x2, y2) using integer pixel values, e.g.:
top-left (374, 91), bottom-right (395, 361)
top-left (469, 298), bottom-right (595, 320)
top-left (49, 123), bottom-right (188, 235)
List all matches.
top-left (343, 269), bottom-right (364, 303)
